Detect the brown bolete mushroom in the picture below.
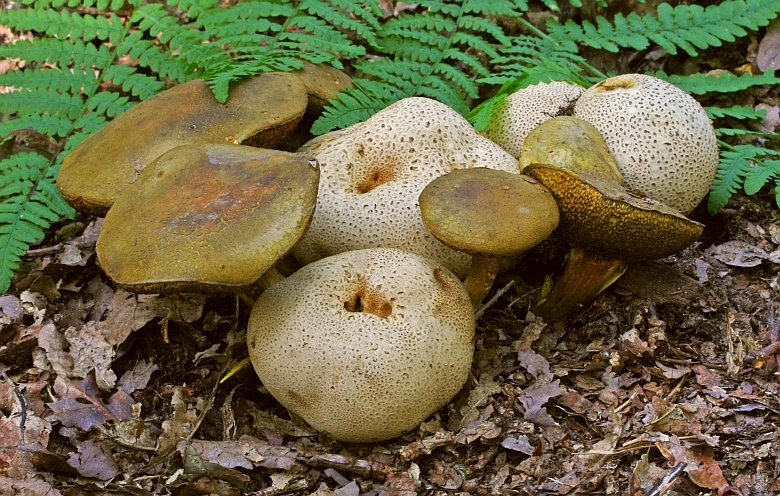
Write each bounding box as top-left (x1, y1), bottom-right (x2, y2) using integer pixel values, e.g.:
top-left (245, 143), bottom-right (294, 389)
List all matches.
top-left (247, 247), bottom-right (475, 443)
top-left (482, 81), bottom-right (584, 158)
top-left (292, 97), bottom-right (520, 278)
top-left (518, 116), bottom-right (622, 184)
top-left (573, 74), bottom-right (718, 214)
top-left (58, 72), bottom-right (309, 216)
top-left (96, 143), bottom-right (319, 294)
top-left (418, 167), bottom-right (559, 307)
top-left (524, 163), bottom-right (704, 323)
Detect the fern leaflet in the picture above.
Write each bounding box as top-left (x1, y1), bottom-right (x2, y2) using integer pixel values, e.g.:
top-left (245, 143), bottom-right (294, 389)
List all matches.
top-left (547, 0), bottom-right (780, 57)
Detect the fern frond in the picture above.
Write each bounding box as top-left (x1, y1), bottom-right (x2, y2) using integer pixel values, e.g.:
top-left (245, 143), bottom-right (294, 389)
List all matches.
top-left (0, 153), bottom-right (74, 294)
top-left (313, 0), bottom-right (509, 134)
top-left (706, 105), bottom-right (767, 121)
top-left (0, 67), bottom-right (99, 95)
top-left (657, 70), bottom-right (780, 95)
top-left (547, 0), bottom-right (780, 57)
top-left (195, 0), bottom-right (374, 103)
top-left (708, 145), bottom-right (780, 214)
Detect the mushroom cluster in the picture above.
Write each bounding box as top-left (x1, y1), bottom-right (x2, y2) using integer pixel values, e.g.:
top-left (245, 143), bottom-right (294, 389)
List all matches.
top-left (484, 73), bottom-right (717, 322)
top-left (57, 66), bottom-right (719, 442)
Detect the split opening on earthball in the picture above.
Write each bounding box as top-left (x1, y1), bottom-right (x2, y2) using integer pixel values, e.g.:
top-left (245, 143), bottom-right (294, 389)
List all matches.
top-left (247, 248), bottom-right (476, 443)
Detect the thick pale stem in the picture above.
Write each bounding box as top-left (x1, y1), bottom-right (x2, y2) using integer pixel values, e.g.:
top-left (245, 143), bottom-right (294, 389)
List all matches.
top-left (533, 248), bottom-right (628, 323)
top-left (463, 255), bottom-right (502, 309)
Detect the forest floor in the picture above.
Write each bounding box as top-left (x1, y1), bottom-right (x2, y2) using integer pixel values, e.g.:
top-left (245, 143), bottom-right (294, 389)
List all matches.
top-left (3, 2), bottom-right (780, 496)
top-left (5, 189), bottom-right (780, 496)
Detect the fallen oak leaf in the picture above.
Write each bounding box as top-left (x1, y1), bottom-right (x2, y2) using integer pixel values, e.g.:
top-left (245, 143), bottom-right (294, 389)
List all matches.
top-left (47, 375), bottom-right (134, 431)
top-left (116, 359), bottom-right (159, 395)
top-left (518, 380), bottom-right (561, 426)
top-left (67, 439), bottom-right (119, 481)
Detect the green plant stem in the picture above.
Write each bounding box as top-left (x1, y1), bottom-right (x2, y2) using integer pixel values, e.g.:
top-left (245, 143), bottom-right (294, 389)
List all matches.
top-left (517, 17), bottom-right (608, 80)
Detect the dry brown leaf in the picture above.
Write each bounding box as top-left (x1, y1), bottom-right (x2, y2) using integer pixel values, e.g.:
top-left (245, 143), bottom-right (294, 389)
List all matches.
top-left (177, 437), bottom-right (298, 471)
top-left (518, 380), bottom-right (561, 426)
top-left (757, 18), bottom-right (780, 71)
top-left (517, 349), bottom-right (553, 381)
top-left (66, 440), bottom-right (119, 480)
top-left (47, 375), bottom-right (134, 431)
top-left (116, 359), bottom-right (159, 394)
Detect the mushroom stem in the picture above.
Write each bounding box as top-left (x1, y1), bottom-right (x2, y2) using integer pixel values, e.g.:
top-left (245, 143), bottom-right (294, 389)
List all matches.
top-left (533, 248), bottom-right (628, 323)
top-left (462, 255), bottom-right (502, 309)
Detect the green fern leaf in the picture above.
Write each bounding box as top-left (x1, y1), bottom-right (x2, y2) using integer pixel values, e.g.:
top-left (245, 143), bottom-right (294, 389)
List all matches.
top-left (548, 0), bottom-right (780, 57)
top-left (708, 145), bottom-right (780, 214)
top-left (705, 105), bottom-right (767, 121)
top-left (743, 160), bottom-right (780, 195)
top-left (0, 153), bottom-right (74, 294)
top-left (657, 70), bottom-right (780, 95)
top-left (313, 0), bottom-right (509, 134)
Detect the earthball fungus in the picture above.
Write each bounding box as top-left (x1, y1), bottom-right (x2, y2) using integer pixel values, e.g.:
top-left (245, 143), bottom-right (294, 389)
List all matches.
top-left (419, 168), bottom-right (559, 307)
top-left (247, 248), bottom-right (475, 443)
top-left (573, 74), bottom-right (718, 214)
top-left (482, 81), bottom-right (584, 158)
top-left (96, 143), bottom-right (319, 294)
top-left (293, 97), bottom-right (520, 278)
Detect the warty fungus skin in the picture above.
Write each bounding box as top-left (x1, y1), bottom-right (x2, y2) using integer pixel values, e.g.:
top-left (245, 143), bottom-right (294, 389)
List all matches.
top-left (292, 97), bottom-right (520, 279)
top-left (482, 81), bottom-right (585, 158)
top-left (573, 74), bottom-right (718, 214)
top-left (524, 163), bottom-right (704, 323)
top-left (96, 143), bottom-right (319, 294)
top-left (247, 248), bottom-right (475, 443)
top-left (419, 167), bottom-right (559, 307)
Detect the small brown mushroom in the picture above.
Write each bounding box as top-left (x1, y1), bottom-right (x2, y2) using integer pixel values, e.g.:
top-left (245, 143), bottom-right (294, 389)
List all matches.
top-left (519, 116), bottom-right (622, 184)
top-left (524, 163), bottom-right (704, 323)
top-left (247, 247), bottom-right (475, 443)
top-left (96, 143), bottom-right (319, 294)
top-left (419, 168), bottom-right (559, 307)
top-left (58, 72), bottom-right (308, 216)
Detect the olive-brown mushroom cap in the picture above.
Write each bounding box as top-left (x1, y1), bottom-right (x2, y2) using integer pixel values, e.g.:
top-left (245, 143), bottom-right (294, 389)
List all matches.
top-left (58, 72), bottom-right (308, 216)
top-left (293, 97), bottom-right (520, 278)
top-left (294, 61), bottom-right (353, 114)
top-left (419, 168), bottom-right (559, 257)
top-left (519, 116), bottom-right (622, 184)
top-left (572, 74), bottom-right (718, 214)
top-left (482, 82), bottom-right (585, 158)
top-left (96, 143), bottom-right (319, 294)
top-left (524, 163), bottom-right (703, 261)
top-left (247, 248), bottom-right (475, 443)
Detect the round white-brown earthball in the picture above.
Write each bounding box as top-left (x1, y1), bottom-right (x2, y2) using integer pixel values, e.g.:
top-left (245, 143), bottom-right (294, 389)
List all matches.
top-left (247, 248), bottom-right (475, 443)
top-left (573, 74), bottom-right (718, 214)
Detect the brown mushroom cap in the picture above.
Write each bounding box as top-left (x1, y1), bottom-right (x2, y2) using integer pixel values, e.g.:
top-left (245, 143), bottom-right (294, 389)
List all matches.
top-left (524, 163), bottom-right (703, 261)
top-left (482, 81), bottom-right (585, 158)
top-left (292, 97), bottom-right (520, 278)
top-left (419, 168), bottom-right (559, 257)
top-left (58, 72), bottom-right (308, 216)
top-left (96, 143), bottom-right (319, 294)
top-left (294, 61), bottom-right (353, 114)
top-left (519, 116), bottom-right (622, 184)
top-left (572, 74), bottom-right (718, 214)
top-left (247, 247), bottom-right (475, 443)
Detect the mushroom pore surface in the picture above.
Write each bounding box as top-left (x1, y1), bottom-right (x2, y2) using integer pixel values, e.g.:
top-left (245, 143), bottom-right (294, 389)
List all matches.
top-left (292, 97), bottom-right (520, 278)
top-left (573, 74), bottom-right (718, 214)
top-left (247, 248), bottom-right (475, 443)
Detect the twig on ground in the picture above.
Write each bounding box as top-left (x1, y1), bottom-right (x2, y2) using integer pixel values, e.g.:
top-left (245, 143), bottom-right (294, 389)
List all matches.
top-left (644, 462), bottom-right (686, 496)
top-left (475, 279), bottom-right (515, 319)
